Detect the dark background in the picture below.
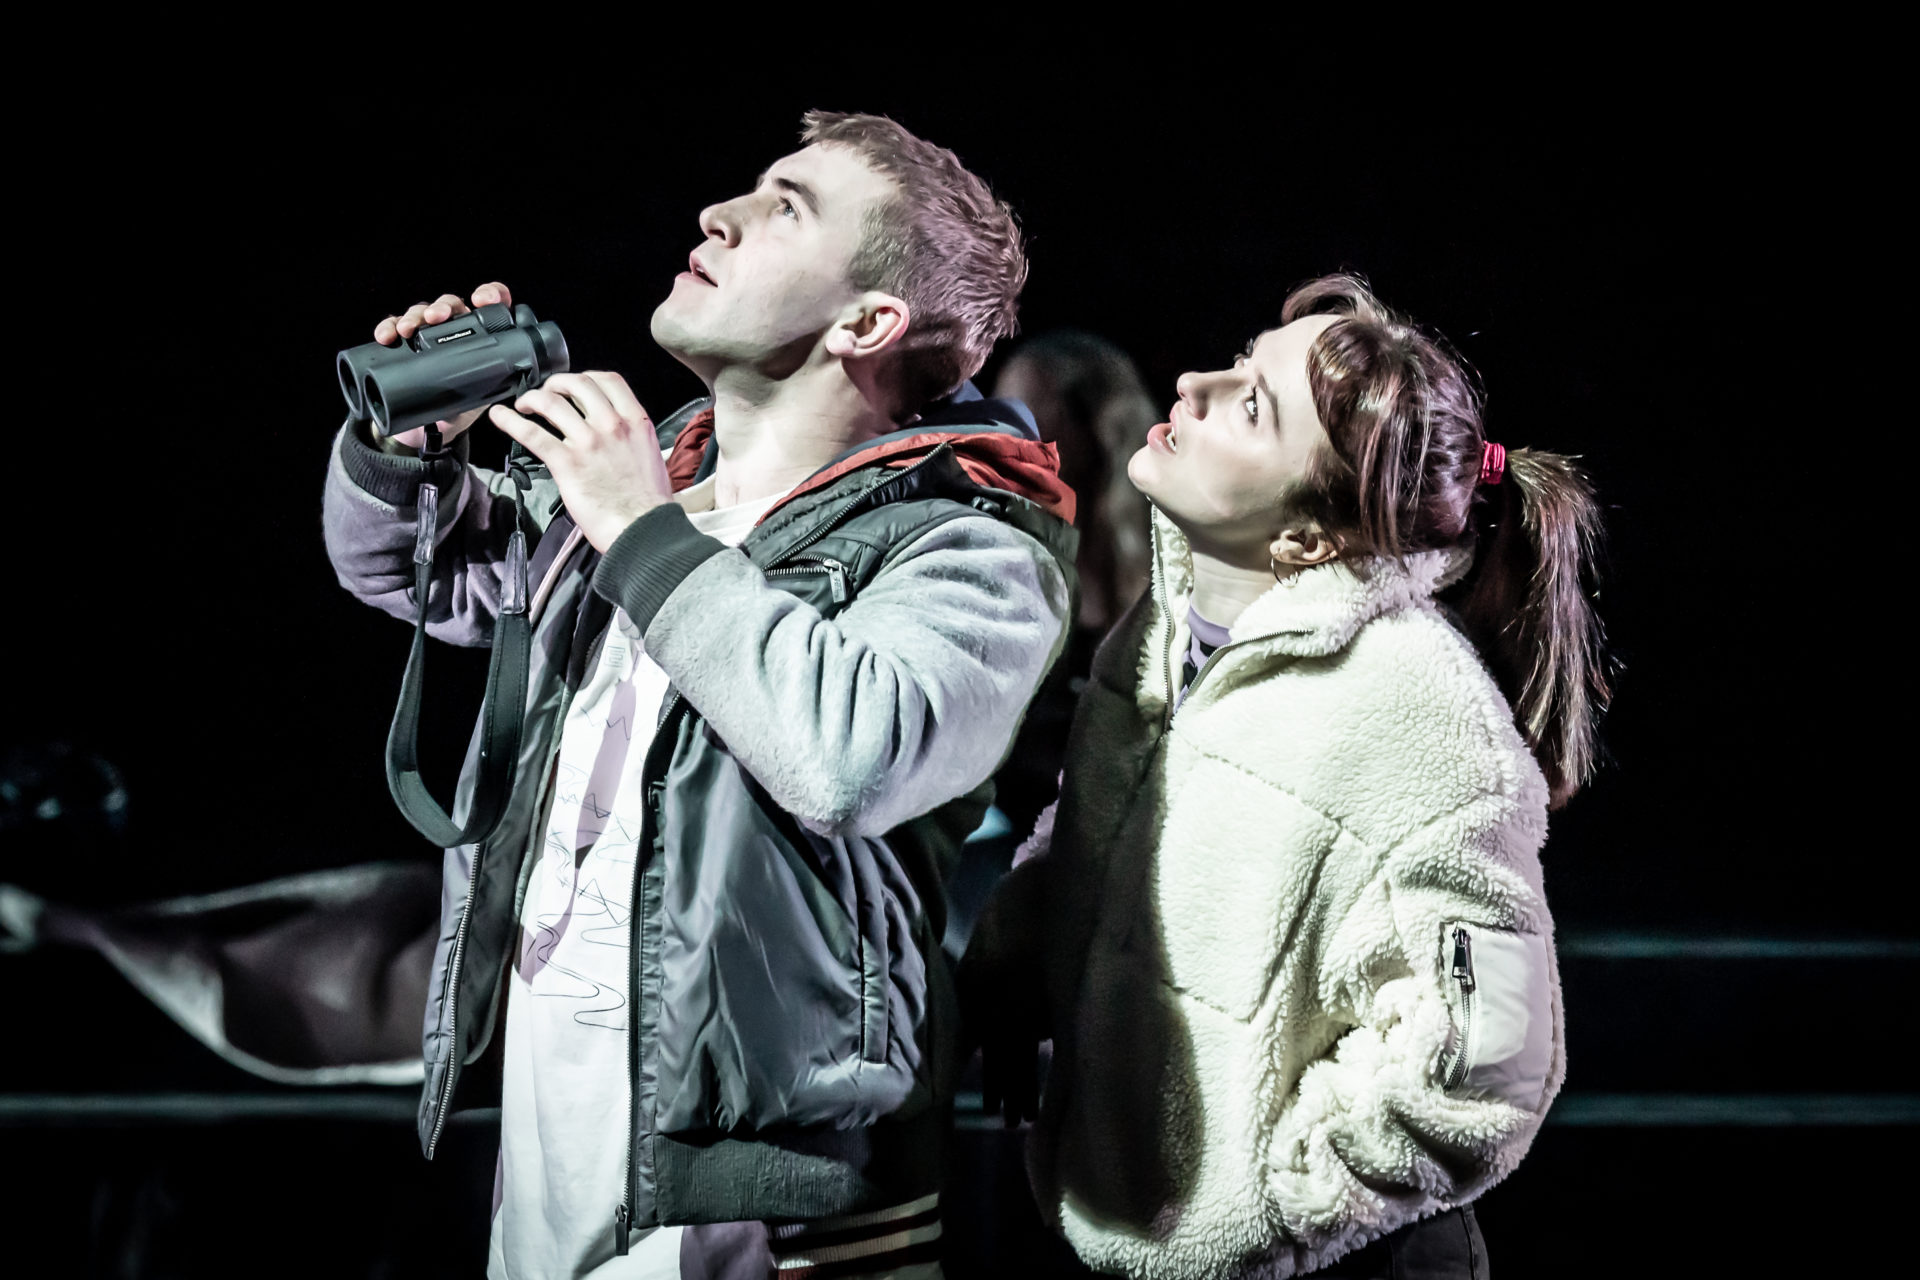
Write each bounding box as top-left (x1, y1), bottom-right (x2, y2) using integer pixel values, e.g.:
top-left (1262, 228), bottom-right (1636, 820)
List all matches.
top-left (4, 49), bottom-right (1906, 1276)
top-left (12, 63), bottom-right (1897, 929)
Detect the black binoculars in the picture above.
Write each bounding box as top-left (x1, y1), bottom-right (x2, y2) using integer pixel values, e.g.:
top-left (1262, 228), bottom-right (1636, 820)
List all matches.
top-left (336, 303), bottom-right (571, 438)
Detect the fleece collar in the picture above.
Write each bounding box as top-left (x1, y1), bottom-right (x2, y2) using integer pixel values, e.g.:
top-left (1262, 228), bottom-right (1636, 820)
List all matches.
top-left (1148, 505), bottom-right (1460, 660)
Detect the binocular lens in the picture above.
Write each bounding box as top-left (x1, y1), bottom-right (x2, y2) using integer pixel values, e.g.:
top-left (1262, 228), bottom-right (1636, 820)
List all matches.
top-left (364, 375), bottom-right (388, 431)
top-left (337, 354), bottom-right (360, 417)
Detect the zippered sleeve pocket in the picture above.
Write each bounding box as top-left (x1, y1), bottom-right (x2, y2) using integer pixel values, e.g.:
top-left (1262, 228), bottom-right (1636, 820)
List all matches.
top-left (763, 557), bottom-right (853, 608)
top-left (1438, 921), bottom-right (1554, 1112)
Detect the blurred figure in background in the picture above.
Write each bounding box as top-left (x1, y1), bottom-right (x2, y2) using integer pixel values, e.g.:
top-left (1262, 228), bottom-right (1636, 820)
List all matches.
top-left (993, 332), bottom-right (1156, 652)
top-left (982, 334), bottom-right (1156, 847)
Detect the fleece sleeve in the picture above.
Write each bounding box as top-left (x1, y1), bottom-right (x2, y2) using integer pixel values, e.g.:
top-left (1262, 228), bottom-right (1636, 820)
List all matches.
top-left (321, 423), bottom-right (557, 647)
top-left (1263, 790), bottom-right (1563, 1262)
top-left (592, 505), bottom-right (1071, 838)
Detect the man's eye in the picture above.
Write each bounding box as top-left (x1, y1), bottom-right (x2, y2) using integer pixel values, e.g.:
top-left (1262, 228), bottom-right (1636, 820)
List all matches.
top-left (1244, 393), bottom-right (1259, 421)
top-left (779, 199), bottom-right (798, 220)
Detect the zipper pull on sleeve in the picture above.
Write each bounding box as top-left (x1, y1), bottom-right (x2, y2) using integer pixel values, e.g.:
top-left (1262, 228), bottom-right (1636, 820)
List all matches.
top-left (614, 1204), bottom-right (631, 1256)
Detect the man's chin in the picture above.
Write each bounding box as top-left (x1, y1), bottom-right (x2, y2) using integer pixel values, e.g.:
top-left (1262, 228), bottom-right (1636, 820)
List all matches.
top-left (649, 305), bottom-right (707, 366)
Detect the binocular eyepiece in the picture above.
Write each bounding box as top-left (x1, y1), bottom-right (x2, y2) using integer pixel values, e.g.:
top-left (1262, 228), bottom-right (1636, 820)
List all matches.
top-left (337, 303), bottom-right (570, 437)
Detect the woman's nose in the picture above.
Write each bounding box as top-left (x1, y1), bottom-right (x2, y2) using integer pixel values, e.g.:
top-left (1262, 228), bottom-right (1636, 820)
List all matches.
top-left (1175, 371), bottom-right (1205, 415)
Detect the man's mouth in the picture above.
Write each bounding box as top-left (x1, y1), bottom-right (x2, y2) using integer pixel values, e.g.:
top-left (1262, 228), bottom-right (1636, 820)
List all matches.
top-left (686, 253), bottom-right (717, 286)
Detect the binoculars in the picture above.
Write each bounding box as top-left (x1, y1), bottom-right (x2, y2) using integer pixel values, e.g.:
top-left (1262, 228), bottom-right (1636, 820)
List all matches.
top-left (337, 303), bottom-right (571, 437)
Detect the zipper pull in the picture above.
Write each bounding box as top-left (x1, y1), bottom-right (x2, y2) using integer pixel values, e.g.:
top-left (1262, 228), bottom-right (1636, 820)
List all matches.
top-left (1451, 927), bottom-right (1476, 993)
top-left (825, 560), bottom-right (849, 605)
top-left (614, 1204), bottom-right (631, 1256)
top-left (413, 482), bottom-right (440, 565)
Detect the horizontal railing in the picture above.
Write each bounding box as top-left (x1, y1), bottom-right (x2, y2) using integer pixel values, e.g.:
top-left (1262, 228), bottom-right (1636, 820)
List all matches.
top-left (3, 1091), bottom-right (1916, 1128)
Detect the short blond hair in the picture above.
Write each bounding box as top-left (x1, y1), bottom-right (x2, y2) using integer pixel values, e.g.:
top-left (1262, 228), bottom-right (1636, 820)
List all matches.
top-left (801, 110), bottom-right (1028, 415)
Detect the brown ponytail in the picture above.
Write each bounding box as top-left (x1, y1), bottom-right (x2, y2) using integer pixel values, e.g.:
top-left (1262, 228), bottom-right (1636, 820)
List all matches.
top-left (1444, 450), bottom-right (1612, 808)
top-left (1282, 275), bottom-right (1612, 807)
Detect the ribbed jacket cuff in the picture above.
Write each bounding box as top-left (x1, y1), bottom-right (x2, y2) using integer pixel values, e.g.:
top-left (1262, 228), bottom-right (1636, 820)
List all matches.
top-left (336, 420), bottom-right (470, 507)
top-left (591, 503), bottom-right (729, 632)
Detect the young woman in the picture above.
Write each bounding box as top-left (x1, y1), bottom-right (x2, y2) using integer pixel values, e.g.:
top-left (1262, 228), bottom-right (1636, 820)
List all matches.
top-left (962, 275), bottom-right (1608, 1279)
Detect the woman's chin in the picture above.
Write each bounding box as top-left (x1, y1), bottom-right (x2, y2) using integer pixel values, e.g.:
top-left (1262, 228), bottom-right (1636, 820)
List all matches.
top-left (1125, 445), bottom-right (1160, 495)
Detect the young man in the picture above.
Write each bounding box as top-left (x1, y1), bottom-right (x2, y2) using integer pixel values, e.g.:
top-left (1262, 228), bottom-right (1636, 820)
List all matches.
top-left (323, 112), bottom-right (1077, 1278)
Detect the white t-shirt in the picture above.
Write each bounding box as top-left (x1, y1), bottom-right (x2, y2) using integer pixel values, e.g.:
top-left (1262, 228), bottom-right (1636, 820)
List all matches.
top-left (489, 480), bottom-right (779, 1280)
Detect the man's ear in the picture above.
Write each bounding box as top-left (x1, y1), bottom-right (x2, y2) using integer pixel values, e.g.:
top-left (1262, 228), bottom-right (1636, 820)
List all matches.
top-left (1270, 523), bottom-right (1341, 569)
top-left (823, 293), bottom-right (912, 360)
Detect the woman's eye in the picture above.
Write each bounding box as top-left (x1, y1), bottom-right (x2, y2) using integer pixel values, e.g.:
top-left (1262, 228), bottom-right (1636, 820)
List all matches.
top-left (1244, 393), bottom-right (1259, 421)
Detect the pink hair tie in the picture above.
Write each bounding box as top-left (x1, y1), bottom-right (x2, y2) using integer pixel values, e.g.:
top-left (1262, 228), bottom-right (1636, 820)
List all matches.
top-left (1480, 440), bottom-right (1507, 486)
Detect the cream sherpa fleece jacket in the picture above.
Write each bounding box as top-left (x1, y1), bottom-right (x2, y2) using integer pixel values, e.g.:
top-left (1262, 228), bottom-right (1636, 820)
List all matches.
top-left (967, 510), bottom-right (1564, 1279)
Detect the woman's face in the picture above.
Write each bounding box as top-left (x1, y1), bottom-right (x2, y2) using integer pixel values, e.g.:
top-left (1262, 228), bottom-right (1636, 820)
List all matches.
top-left (1128, 315), bottom-right (1338, 560)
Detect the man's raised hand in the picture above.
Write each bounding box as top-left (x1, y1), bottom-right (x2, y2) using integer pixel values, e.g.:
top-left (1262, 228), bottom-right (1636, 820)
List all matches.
top-left (372, 282), bottom-right (514, 451)
top-left (489, 371), bottom-right (675, 553)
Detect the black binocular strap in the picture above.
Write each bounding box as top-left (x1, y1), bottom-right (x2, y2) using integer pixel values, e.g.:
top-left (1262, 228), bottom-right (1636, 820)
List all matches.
top-left (383, 467), bottom-right (532, 849)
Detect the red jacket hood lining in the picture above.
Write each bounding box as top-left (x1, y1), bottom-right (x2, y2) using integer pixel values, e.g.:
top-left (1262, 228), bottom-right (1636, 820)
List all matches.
top-left (662, 410), bottom-right (1076, 527)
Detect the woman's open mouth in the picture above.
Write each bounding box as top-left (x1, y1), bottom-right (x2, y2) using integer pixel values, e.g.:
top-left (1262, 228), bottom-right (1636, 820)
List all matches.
top-left (1148, 421), bottom-right (1179, 455)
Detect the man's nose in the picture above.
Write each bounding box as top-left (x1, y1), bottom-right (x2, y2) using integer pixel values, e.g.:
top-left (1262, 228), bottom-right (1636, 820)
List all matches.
top-left (699, 200), bottom-right (742, 247)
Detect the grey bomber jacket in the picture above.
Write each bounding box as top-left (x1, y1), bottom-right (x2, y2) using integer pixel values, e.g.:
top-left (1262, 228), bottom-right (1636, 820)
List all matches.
top-left (322, 389), bottom-right (1076, 1232)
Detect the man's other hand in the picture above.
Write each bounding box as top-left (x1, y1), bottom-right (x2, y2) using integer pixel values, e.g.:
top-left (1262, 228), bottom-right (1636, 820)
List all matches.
top-left (980, 1026), bottom-right (1041, 1129)
top-left (371, 282), bottom-right (514, 452)
top-left (490, 371), bottom-right (673, 552)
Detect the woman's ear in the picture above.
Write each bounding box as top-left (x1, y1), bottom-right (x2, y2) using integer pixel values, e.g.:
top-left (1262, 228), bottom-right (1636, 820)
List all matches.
top-left (1270, 524), bottom-right (1341, 569)
top-left (823, 293), bottom-right (912, 360)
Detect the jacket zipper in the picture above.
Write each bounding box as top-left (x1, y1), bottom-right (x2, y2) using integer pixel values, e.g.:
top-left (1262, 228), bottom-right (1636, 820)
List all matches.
top-left (1171, 638), bottom-right (1259, 718)
top-left (428, 693), bottom-right (576, 1159)
top-left (769, 447), bottom-right (950, 565)
top-left (614, 452), bottom-right (942, 1246)
top-left (1153, 550), bottom-right (1177, 730)
top-left (764, 556), bottom-right (851, 604)
top-left (425, 841), bottom-right (482, 1159)
top-left (1445, 926), bottom-right (1477, 1091)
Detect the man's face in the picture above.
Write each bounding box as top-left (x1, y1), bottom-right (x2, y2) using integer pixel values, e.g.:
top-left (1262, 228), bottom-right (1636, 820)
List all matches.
top-left (651, 143), bottom-right (898, 380)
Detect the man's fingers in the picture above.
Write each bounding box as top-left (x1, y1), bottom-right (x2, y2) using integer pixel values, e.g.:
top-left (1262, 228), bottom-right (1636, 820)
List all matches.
top-left (488, 405), bottom-right (557, 461)
top-left (395, 304), bottom-right (431, 339)
top-left (378, 307), bottom-right (427, 344)
top-left (376, 286), bottom-right (501, 345)
top-left (540, 374), bottom-right (616, 428)
top-left (395, 294), bottom-right (472, 339)
top-left (418, 293), bottom-right (470, 326)
top-left (581, 371), bottom-right (653, 434)
top-left (514, 386), bottom-right (590, 438)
